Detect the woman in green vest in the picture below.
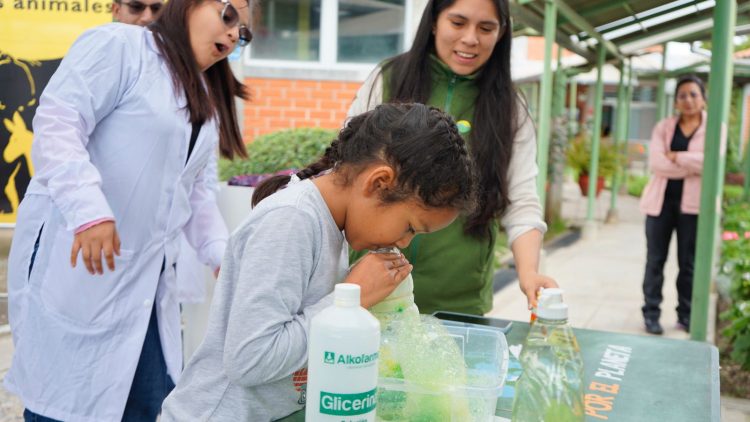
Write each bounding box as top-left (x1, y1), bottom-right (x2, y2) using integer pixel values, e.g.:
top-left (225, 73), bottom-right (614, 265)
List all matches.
top-left (348, 0), bottom-right (557, 315)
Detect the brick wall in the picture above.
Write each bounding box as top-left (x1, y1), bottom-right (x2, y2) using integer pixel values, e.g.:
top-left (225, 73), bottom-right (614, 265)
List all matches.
top-left (242, 78), bottom-right (362, 141)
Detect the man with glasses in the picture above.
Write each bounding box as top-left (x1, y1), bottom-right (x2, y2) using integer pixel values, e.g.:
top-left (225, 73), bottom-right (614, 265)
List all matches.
top-left (112, 0), bottom-right (163, 25)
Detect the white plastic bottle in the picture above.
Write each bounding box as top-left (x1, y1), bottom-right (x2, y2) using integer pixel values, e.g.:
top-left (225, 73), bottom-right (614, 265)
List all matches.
top-left (306, 283), bottom-right (381, 422)
top-left (511, 288), bottom-right (584, 422)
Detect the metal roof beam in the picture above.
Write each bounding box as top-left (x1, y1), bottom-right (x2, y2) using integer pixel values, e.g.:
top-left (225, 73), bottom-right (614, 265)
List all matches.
top-left (557, 0), bottom-right (632, 28)
top-left (671, 13), bottom-right (750, 43)
top-left (509, 1), bottom-right (595, 61)
top-left (578, 0), bottom-right (633, 18)
top-left (553, 0), bottom-right (624, 60)
top-left (616, 3), bottom-right (750, 52)
top-left (578, 0), bottom-right (704, 43)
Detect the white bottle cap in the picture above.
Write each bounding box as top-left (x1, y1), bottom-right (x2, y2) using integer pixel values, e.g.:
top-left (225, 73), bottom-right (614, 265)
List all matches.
top-left (536, 288), bottom-right (568, 320)
top-left (334, 283), bottom-right (361, 307)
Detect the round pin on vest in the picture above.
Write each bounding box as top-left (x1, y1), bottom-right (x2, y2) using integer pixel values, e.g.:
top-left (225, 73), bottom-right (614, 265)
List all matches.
top-left (456, 120), bottom-right (471, 135)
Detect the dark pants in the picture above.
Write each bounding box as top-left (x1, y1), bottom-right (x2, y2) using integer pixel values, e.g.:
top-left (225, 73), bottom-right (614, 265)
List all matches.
top-left (24, 304), bottom-right (174, 422)
top-left (642, 197), bottom-right (697, 323)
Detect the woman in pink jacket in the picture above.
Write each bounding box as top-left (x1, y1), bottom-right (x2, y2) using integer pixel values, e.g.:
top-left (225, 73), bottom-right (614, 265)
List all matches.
top-left (640, 75), bottom-right (706, 335)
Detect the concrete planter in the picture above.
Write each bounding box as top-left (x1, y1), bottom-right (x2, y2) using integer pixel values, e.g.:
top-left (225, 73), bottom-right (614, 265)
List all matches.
top-left (216, 182), bottom-right (255, 232)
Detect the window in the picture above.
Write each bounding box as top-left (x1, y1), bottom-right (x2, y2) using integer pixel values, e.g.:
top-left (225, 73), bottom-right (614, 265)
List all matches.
top-left (338, 0), bottom-right (405, 63)
top-left (633, 85), bottom-right (657, 102)
top-left (248, 0), bottom-right (409, 66)
top-left (250, 0), bottom-right (322, 61)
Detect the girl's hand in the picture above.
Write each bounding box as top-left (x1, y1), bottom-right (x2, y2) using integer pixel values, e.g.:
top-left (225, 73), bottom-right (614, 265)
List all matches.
top-left (71, 221), bottom-right (121, 275)
top-left (345, 251), bottom-right (412, 308)
top-left (518, 271), bottom-right (558, 309)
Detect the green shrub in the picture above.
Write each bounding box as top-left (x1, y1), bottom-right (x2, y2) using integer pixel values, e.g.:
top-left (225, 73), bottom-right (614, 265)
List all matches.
top-left (723, 202), bottom-right (750, 234)
top-left (724, 185), bottom-right (745, 205)
top-left (720, 202), bottom-right (750, 370)
top-left (219, 128), bottom-right (338, 181)
top-left (626, 174), bottom-right (649, 197)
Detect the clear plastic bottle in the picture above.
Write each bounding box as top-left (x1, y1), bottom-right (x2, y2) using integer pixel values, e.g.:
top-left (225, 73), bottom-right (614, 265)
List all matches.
top-left (368, 248), bottom-right (420, 325)
top-left (369, 273), bottom-right (419, 322)
top-left (306, 284), bottom-right (381, 422)
top-left (511, 288), bottom-right (584, 422)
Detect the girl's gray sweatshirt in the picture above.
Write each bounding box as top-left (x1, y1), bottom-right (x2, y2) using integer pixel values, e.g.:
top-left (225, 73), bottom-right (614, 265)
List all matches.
top-left (162, 179), bottom-right (347, 421)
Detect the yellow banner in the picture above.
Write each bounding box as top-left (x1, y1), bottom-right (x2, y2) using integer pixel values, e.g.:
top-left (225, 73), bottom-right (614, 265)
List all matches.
top-left (1, 0), bottom-right (111, 60)
top-left (0, 4), bottom-right (109, 223)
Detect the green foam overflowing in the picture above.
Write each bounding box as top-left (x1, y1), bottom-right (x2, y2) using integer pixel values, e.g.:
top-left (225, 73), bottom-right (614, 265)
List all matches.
top-left (376, 314), bottom-right (477, 421)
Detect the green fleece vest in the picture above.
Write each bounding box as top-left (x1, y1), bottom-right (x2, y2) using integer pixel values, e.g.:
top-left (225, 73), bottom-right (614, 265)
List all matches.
top-left (350, 56), bottom-right (500, 315)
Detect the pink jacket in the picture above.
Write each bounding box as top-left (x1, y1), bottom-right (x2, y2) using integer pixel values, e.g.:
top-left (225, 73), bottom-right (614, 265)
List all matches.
top-left (640, 111), bottom-right (707, 216)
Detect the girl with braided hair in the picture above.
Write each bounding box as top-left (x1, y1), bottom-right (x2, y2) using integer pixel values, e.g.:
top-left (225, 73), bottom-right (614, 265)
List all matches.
top-left (161, 103), bottom-right (477, 421)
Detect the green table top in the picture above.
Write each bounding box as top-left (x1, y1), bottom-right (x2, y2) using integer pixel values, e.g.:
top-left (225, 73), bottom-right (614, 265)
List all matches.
top-left (279, 321), bottom-right (720, 422)
top-left (496, 321), bottom-right (720, 421)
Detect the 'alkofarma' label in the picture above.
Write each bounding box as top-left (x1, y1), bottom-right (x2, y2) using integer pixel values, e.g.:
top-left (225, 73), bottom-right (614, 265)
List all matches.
top-left (323, 351), bottom-right (378, 366)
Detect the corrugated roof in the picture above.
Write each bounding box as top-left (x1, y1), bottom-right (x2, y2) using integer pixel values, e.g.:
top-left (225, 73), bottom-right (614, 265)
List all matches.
top-left (511, 0), bottom-right (750, 61)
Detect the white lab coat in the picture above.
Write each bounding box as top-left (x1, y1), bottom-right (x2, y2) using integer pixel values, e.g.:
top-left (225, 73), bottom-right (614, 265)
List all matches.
top-left (4, 24), bottom-right (228, 422)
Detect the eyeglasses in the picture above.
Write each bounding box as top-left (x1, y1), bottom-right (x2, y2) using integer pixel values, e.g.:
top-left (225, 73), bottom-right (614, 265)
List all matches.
top-left (120, 0), bottom-right (162, 14)
top-left (216, 0), bottom-right (253, 47)
top-left (676, 92), bottom-right (702, 102)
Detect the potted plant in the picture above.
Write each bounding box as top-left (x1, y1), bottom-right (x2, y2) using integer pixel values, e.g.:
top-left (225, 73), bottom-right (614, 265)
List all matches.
top-left (565, 134), bottom-right (620, 197)
top-left (216, 127), bottom-right (338, 229)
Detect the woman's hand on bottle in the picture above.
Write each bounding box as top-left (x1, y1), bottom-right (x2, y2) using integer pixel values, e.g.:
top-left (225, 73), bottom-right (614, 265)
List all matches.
top-left (519, 271), bottom-right (558, 309)
top-left (71, 221), bottom-right (121, 275)
top-left (345, 251), bottom-right (412, 308)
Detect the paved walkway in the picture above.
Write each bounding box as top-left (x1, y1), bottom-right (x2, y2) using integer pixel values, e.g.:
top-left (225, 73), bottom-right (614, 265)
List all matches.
top-left (1, 181), bottom-right (748, 421)
top-left (488, 182), bottom-right (691, 340)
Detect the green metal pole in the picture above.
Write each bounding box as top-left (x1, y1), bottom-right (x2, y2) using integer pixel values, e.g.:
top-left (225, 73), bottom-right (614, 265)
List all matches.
top-left (691, 0), bottom-right (736, 341)
top-left (586, 45), bottom-right (606, 222)
top-left (536, 0), bottom-right (558, 210)
top-left (626, 60), bottom-right (634, 140)
top-left (607, 61), bottom-right (629, 220)
top-left (656, 43), bottom-right (669, 121)
top-left (552, 50), bottom-right (566, 119)
top-left (530, 83), bottom-right (540, 122)
top-left (568, 78), bottom-right (578, 140)
top-left (621, 60), bottom-right (634, 193)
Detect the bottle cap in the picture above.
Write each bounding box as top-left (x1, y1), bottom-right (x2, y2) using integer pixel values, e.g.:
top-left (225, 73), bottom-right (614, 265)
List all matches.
top-left (334, 283), bottom-right (361, 307)
top-left (536, 288), bottom-right (568, 320)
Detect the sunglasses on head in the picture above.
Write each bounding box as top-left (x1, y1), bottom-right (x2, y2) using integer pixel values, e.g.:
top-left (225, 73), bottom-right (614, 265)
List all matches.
top-left (121, 0), bottom-right (162, 14)
top-left (215, 0), bottom-right (253, 47)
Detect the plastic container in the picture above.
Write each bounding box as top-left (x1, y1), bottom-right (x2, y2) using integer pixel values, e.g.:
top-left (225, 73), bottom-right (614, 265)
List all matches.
top-left (306, 284), bottom-right (381, 422)
top-left (511, 288), bottom-right (584, 422)
top-left (376, 319), bottom-right (509, 422)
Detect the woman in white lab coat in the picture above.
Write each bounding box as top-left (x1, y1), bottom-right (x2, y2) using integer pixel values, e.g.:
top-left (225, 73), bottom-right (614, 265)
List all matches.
top-left (4, 0), bottom-right (254, 420)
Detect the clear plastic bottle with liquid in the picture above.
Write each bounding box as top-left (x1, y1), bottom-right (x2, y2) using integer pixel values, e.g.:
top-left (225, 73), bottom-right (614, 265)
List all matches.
top-left (511, 288), bottom-right (584, 422)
